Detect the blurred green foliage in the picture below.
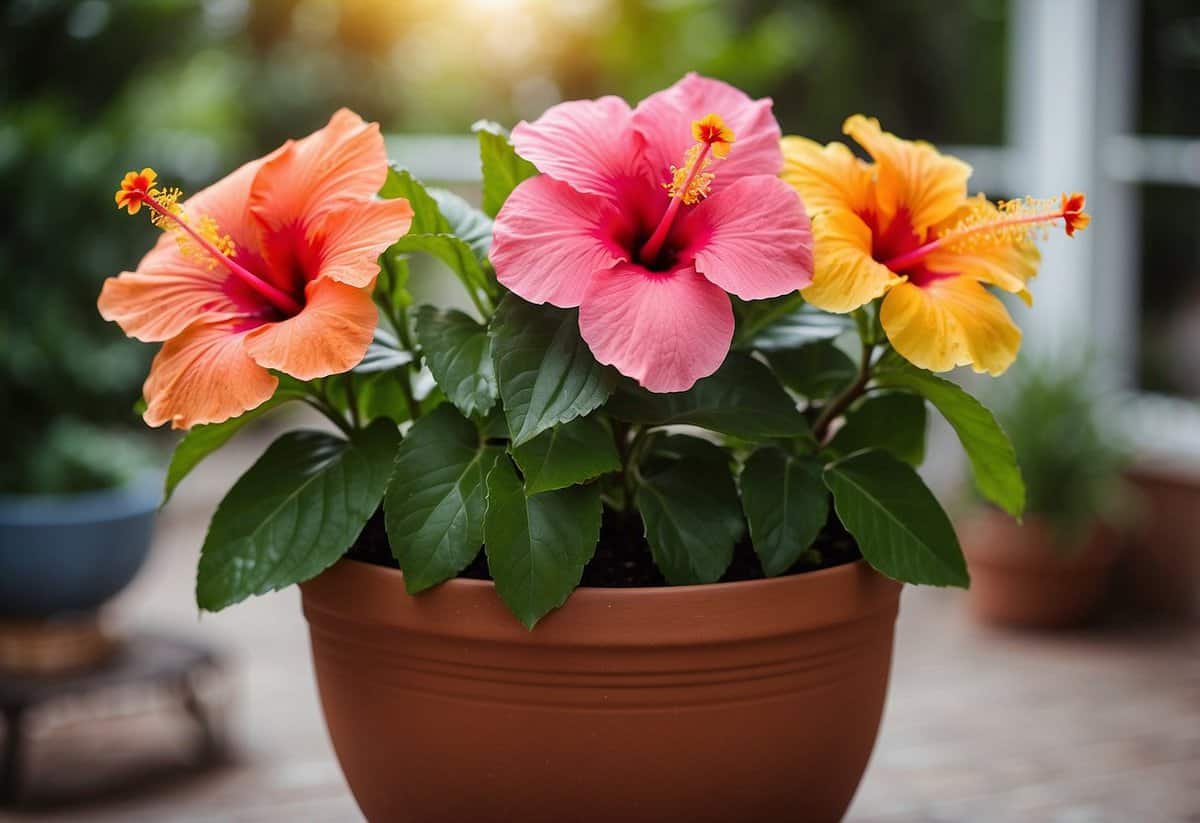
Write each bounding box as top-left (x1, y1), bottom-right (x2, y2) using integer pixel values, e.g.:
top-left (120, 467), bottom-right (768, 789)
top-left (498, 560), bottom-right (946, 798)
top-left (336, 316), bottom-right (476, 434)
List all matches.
top-left (989, 359), bottom-right (1128, 547)
top-left (0, 0), bottom-right (1008, 493)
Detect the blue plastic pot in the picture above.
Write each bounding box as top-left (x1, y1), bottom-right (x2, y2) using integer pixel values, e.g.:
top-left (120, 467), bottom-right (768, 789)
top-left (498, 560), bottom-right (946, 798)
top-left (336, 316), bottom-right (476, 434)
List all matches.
top-left (0, 474), bottom-right (159, 619)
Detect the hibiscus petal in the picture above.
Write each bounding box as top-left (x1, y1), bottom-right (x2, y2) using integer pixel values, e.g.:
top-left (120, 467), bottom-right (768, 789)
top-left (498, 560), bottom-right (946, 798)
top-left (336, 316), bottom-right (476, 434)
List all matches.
top-left (491, 174), bottom-right (626, 308)
top-left (633, 73), bottom-right (782, 188)
top-left (843, 115), bottom-right (970, 233)
top-left (683, 175), bottom-right (813, 300)
top-left (142, 321), bottom-right (278, 430)
top-left (780, 136), bottom-right (874, 217)
top-left (186, 150), bottom-right (278, 253)
top-left (308, 198), bottom-right (415, 287)
top-left (250, 109), bottom-right (388, 243)
top-left (98, 263), bottom-right (242, 343)
top-left (243, 277), bottom-right (377, 381)
top-left (880, 277), bottom-right (1021, 377)
top-left (511, 96), bottom-right (645, 200)
top-left (579, 263), bottom-right (733, 393)
top-left (802, 209), bottom-right (902, 313)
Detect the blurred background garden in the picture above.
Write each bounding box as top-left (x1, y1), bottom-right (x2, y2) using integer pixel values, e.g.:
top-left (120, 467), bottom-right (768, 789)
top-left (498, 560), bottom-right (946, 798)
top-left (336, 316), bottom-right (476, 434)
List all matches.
top-left (2, 0), bottom-right (1199, 820)
top-left (5, 0), bottom-right (1200, 495)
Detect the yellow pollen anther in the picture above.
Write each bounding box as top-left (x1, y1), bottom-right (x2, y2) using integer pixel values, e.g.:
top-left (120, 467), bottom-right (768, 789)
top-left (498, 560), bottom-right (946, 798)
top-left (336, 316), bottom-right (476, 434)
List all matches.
top-left (663, 114), bottom-right (736, 205)
top-left (147, 186), bottom-right (183, 229)
top-left (937, 194), bottom-right (1084, 254)
top-left (665, 144), bottom-right (715, 205)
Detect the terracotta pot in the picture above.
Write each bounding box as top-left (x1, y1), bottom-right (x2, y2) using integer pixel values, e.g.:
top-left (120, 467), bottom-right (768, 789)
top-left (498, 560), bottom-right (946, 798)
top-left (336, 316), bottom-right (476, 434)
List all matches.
top-left (1120, 465), bottom-right (1200, 618)
top-left (301, 558), bottom-right (901, 823)
top-left (963, 510), bottom-right (1118, 628)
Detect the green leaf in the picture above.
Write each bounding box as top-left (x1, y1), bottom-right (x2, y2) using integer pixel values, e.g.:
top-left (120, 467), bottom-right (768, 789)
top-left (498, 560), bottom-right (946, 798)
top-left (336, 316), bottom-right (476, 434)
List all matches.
top-left (734, 296), bottom-right (852, 351)
top-left (830, 392), bottom-right (927, 465)
top-left (380, 166), bottom-right (446, 235)
top-left (511, 415), bottom-right (620, 495)
top-left (640, 433), bottom-right (731, 476)
top-left (355, 328), bottom-right (413, 374)
top-left (474, 120), bottom-right (539, 218)
top-left (196, 420), bottom-right (400, 611)
top-left (489, 294), bottom-right (615, 446)
top-left (824, 449), bottom-right (968, 587)
top-left (765, 340), bottom-right (857, 399)
top-left (393, 234), bottom-right (488, 295)
top-left (606, 352), bottom-right (810, 441)
top-left (731, 293), bottom-right (803, 345)
top-left (377, 250), bottom-right (412, 311)
top-left (163, 389), bottom-right (302, 503)
top-left (380, 167), bottom-right (489, 294)
top-left (354, 370), bottom-right (415, 424)
top-left (636, 453), bottom-right (744, 585)
top-left (875, 363), bottom-right (1024, 516)
top-left (740, 448), bottom-right (829, 576)
top-left (430, 188), bottom-right (492, 260)
top-left (385, 405), bottom-right (498, 593)
top-left (484, 455), bottom-right (602, 628)
top-left (415, 305), bottom-right (497, 418)
top-left (323, 365), bottom-right (413, 424)
top-left (479, 405), bottom-right (510, 439)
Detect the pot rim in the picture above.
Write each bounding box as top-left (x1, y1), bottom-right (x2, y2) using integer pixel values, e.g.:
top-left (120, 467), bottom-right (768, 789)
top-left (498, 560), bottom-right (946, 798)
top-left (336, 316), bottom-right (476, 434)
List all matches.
top-left (302, 556), bottom-right (902, 646)
top-left (345, 553), bottom-right (864, 594)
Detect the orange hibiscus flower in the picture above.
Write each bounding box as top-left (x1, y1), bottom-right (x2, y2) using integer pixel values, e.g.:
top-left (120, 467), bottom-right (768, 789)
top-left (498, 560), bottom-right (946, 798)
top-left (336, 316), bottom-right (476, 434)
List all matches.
top-left (782, 115), bottom-right (1088, 376)
top-left (99, 109), bottom-right (413, 429)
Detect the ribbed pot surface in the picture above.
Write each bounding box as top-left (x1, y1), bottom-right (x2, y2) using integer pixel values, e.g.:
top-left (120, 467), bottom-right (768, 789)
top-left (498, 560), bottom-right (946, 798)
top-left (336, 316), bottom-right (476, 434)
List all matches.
top-left (301, 557), bottom-right (901, 823)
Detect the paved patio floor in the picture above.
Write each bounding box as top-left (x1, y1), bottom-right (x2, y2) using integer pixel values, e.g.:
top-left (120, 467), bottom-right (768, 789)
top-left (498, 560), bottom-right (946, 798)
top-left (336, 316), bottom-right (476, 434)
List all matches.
top-left (4, 426), bottom-right (1199, 822)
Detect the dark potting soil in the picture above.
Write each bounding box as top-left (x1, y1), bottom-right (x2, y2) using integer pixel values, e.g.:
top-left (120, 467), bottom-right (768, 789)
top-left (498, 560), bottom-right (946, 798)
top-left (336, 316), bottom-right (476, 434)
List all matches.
top-left (345, 505), bottom-right (861, 587)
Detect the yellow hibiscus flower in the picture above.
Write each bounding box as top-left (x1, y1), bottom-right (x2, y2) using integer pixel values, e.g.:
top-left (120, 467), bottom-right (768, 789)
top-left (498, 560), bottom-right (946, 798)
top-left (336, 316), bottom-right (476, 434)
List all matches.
top-left (781, 115), bottom-right (1089, 376)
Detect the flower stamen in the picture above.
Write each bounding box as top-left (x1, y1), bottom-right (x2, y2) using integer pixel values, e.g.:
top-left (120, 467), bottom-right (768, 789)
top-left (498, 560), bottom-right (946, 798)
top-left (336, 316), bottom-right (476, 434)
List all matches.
top-left (114, 168), bottom-right (302, 316)
top-left (882, 192), bottom-right (1091, 273)
top-left (639, 113), bottom-right (735, 266)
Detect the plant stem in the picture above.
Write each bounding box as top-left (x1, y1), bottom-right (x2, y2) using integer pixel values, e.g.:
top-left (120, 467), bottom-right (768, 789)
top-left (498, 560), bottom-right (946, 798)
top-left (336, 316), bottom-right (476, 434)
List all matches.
top-left (302, 397), bottom-right (355, 437)
top-left (399, 364), bottom-right (422, 421)
top-left (611, 422), bottom-right (650, 511)
top-left (384, 301), bottom-right (422, 422)
top-left (345, 373), bottom-right (361, 429)
top-left (391, 302), bottom-right (415, 352)
top-left (464, 284), bottom-right (491, 320)
top-left (812, 340), bottom-right (875, 444)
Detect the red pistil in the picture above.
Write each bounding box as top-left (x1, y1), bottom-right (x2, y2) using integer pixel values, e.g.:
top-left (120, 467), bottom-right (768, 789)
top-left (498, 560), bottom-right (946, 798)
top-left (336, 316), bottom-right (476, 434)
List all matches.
top-left (143, 196), bottom-right (303, 317)
top-left (118, 172), bottom-right (303, 317)
top-left (639, 141), bottom-right (713, 266)
top-left (882, 194), bottom-right (1090, 273)
top-left (639, 114), bottom-right (735, 266)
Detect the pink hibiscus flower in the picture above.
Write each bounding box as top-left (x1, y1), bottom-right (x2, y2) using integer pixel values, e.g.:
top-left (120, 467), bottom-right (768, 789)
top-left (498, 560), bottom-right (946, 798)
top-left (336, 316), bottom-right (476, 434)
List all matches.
top-left (490, 73), bottom-right (814, 392)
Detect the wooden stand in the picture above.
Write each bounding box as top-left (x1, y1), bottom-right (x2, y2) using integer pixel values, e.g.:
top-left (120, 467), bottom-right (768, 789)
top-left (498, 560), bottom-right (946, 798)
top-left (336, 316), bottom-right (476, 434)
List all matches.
top-left (0, 632), bottom-right (224, 806)
top-left (0, 616), bottom-right (116, 675)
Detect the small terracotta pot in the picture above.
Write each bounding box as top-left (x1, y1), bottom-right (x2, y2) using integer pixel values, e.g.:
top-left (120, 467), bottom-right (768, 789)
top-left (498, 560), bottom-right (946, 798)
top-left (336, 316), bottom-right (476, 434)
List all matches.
top-left (963, 510), bottom-right (1118, 628)
top-left (1120, 465), bottom-right (1200, 618)
top-left (301, 558), bottom-right (901, 823)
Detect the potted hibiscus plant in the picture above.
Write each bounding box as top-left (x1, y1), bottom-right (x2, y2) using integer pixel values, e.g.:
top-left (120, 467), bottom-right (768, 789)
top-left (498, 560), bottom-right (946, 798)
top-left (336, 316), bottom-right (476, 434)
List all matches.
top-left (99, 76), bottom-right (1089, 823)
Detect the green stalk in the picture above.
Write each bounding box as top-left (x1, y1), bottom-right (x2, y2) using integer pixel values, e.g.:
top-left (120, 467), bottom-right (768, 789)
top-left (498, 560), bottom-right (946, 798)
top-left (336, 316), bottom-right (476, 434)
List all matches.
top-left (812, 340), bottom-right (876, 444)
